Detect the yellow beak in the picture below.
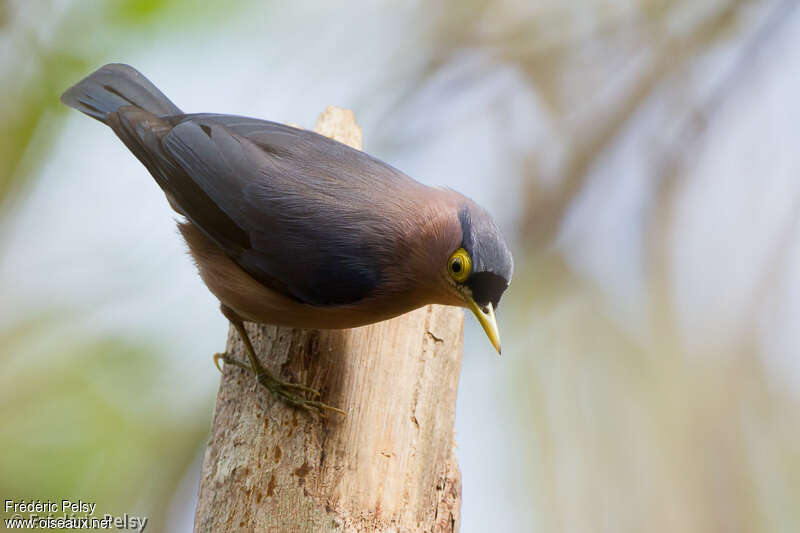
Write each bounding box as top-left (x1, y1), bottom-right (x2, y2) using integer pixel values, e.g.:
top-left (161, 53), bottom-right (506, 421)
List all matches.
top-left (466, 298), bottom-right (502, 355)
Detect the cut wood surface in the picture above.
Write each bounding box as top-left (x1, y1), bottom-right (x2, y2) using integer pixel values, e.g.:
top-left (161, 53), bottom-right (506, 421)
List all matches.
top-left (193, 107), bottom-right (464, 533)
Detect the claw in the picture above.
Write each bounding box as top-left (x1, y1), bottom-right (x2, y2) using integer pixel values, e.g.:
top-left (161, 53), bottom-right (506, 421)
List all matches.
top-left (277, 392), bottom-right (347, 418)
top-left (259, 374), bottom-right (321, 399)
top-left (316, 403), bottom-right (347, 417)
top-left (214, 351), bottom-right (344, 417)
top-left (256, 373), bottom-right (342, 417)
top-left (213, 353), bottom-right (225, 373)
top-left (216, 308), bottom-right (346, 418)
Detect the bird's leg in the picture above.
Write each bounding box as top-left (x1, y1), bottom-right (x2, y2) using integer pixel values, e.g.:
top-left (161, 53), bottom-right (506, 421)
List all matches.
top-left (215, 305), bottom-right (345, 417)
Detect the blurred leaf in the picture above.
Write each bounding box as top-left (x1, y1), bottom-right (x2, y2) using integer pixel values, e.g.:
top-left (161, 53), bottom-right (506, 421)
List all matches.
top-left (106, 0), bottom-right (239, 27)
top-left (112, 0), bottom-right (170, 21)
top-left (0, 315), bottom-right (211, 533)
top-left (0, 53), bottom-right (88, 212)
top-left (0, 0), bottom-right (245, 216)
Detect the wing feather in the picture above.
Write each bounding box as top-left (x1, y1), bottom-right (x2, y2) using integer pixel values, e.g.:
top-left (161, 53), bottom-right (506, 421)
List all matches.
top-left (157, 116), bottom-right (412, 305)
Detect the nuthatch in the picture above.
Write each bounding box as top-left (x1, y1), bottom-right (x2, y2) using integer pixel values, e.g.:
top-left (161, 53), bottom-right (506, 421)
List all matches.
top-left (62, 64), bottom-right (513, 415)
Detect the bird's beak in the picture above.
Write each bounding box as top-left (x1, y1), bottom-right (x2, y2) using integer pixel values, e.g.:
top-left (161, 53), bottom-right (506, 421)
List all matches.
top-left (465, 298), bottom-right (502, 355)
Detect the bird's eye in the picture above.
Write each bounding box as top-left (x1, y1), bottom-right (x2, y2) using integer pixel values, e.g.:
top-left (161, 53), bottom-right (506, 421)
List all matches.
top-left (448, 248), bottom-right (471, 283)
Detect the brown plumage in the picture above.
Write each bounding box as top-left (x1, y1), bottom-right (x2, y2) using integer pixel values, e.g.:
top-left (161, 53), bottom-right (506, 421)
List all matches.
top-left (62, 63), bottom-right (513, 415)
top-left (178, 192), bottom-right (465, 330)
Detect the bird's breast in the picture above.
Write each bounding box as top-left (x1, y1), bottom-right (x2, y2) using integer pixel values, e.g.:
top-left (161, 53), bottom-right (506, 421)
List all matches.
top-left (179, 221), bottom-right (429, 329)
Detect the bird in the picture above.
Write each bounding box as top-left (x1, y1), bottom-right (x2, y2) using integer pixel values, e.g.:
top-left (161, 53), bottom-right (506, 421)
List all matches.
top-left (61, 63), bottom-right (513, 416)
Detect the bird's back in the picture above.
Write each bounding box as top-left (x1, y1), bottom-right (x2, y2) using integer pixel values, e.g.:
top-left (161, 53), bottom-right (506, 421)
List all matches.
top-left (62, 64), bottom-right (433, 307)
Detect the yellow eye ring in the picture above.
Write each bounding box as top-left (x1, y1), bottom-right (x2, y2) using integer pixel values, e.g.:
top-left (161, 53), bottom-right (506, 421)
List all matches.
top-left (448, 248), bottom-right (472, 283)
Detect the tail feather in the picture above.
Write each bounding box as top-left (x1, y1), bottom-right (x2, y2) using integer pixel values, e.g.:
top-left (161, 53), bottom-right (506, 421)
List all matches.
top-left (61, 63), bottom-right (181, 123)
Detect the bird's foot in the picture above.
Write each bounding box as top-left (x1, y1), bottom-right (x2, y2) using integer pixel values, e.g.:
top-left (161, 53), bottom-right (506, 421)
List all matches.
top-left (213, 352), bottom-right (346, 418)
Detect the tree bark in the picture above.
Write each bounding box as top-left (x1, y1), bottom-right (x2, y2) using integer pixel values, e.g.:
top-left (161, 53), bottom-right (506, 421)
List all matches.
top-left (193, 107), bottom-right (463, 533)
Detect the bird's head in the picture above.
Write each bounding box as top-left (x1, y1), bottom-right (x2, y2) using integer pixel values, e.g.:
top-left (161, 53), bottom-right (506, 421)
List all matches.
top-left (438, 200), bottom-right (513, 354)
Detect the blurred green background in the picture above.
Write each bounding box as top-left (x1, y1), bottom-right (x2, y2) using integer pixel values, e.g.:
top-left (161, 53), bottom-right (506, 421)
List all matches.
top-left (2, 0), bottom-right (800, 531)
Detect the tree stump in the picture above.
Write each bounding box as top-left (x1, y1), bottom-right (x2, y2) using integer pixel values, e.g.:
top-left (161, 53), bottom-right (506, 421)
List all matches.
top-left (193, 107), bottom-right (464, 533)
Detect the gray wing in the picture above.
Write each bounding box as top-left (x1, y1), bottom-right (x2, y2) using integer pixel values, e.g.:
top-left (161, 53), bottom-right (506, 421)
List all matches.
top-left (145, 114), bottom-right (418, 306)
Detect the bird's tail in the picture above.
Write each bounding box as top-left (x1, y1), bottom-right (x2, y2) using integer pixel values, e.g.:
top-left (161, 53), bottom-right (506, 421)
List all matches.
top-left (61, 63), bottom-right (181, 124)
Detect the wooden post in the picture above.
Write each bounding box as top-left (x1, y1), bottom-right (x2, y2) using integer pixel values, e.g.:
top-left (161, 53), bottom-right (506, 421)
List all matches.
top-left (193, 107), bottom-right (464, 533)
